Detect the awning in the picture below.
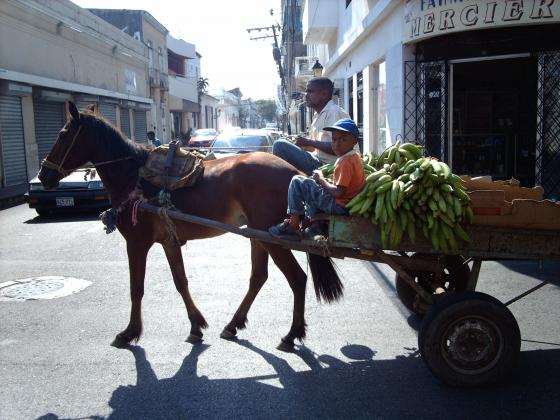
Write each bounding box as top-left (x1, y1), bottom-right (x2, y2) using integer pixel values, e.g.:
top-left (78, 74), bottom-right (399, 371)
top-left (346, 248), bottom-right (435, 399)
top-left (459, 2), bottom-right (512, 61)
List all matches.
top-left (182, 99), bottom-right (200, 112)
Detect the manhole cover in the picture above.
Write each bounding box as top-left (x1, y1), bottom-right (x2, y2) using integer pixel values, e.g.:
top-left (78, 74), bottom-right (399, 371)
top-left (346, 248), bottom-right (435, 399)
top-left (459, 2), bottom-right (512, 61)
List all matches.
top-left (0, 276), bottom-right (91, 301)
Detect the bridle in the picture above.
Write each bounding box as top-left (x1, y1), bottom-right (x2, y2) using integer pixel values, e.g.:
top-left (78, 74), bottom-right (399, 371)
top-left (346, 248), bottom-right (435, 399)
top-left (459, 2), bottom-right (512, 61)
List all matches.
top-left (41, 122), bottom-right (133, 177)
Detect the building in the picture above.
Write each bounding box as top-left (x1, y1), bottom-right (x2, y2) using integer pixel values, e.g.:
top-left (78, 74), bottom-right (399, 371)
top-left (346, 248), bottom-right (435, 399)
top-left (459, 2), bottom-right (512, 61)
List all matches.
top-left (88, 8), bottom-right (170, 143)
top-left (200, 93), bottom-right (220, 131)
top-left (297, 0), bottom-right (560, 198)
top-left (0, 0), bottom-right (151, 199)
top-left (213, 88), bottom-right (242, 130)
top-left (166, 35), bottom-right (199, 141)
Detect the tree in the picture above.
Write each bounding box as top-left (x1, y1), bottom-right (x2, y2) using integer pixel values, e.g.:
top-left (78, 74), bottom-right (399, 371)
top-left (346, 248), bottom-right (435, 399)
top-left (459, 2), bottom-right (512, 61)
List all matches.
top-left (255, 99), bottom-right (278, 127)
top-left (197, 77), bottom-right (209, 127)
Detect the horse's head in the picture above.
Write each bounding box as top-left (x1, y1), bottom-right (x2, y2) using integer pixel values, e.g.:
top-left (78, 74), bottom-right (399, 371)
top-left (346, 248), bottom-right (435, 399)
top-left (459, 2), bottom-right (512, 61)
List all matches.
top-left (38, 101), bottom-right (95, 189)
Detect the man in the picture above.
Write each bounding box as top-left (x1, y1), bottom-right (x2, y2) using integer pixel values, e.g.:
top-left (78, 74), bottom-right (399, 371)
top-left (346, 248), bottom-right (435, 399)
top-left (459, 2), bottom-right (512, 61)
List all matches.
top-left (272, 77), bottom-right (354, 175)
top-left (147, 130), bottom-right (161, 147)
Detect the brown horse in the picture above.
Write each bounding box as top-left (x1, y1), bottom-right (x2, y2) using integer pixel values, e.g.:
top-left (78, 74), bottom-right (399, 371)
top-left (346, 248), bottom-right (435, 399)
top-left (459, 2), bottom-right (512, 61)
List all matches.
top-left (38, 101), bottom-right (343, 351)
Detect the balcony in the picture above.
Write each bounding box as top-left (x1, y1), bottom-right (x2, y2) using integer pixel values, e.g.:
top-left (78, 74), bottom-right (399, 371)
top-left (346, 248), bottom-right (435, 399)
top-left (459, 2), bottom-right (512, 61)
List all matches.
top-left (302, 0), bottom-right (338, 44)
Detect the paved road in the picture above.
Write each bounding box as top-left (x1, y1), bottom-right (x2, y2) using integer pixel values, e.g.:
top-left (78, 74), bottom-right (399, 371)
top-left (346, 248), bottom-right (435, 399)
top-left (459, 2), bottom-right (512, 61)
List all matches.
top-left (1, 204), bottom-right (559, 419)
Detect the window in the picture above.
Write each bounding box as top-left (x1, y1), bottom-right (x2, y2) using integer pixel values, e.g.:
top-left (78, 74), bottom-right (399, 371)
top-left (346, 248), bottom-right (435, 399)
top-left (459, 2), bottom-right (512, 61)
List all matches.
top-left (158, 47), bottom-right (164, 71)
top-left (147, 41), bottom-right (153, 67)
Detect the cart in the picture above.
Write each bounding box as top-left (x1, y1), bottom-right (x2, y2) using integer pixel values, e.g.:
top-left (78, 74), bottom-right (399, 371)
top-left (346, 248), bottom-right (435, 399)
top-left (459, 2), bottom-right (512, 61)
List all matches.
top-left (141, 203), bottom-right (560, 387)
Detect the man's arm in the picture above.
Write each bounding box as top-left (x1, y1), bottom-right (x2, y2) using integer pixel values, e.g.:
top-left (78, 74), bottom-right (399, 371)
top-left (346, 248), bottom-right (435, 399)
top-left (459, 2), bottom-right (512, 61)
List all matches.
top-left (294, 136), bottom-right (334, 155)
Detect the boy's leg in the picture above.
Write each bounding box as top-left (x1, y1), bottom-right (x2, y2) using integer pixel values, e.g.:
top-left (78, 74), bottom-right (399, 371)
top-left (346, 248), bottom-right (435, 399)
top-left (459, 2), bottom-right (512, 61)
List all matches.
top-left (287, 175), bottom-right (336, 219)
top-left (272, 140), bottom-right (324, 175)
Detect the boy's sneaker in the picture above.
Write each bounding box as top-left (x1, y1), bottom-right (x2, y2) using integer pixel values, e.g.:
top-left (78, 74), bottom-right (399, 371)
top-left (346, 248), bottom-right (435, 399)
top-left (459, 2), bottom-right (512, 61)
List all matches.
top-left (269, 220), bottom-right (301, 241)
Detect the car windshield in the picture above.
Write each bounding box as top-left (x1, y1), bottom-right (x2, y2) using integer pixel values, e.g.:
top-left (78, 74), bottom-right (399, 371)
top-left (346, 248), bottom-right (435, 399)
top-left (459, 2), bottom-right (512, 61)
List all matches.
top-left (213, 135), bottom-right (269, 148)
top-left (194, 129), bottom-right (216, 136)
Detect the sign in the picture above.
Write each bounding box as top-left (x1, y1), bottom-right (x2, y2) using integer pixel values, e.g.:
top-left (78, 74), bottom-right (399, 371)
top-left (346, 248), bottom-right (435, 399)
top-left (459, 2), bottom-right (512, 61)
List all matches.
top-left (404, 0), bottom-right (560, 43)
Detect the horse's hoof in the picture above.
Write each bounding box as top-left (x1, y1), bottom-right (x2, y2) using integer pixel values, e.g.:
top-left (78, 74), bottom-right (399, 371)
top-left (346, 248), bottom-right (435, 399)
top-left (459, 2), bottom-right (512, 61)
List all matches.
top-left (185, 333), bottom-right (203, 344)
top-left (220, 327), bottom-right (237, 340)
top-left (111, 336), bottom-right (130, 348)
top-left (276, 339), bottom-right (295, 353)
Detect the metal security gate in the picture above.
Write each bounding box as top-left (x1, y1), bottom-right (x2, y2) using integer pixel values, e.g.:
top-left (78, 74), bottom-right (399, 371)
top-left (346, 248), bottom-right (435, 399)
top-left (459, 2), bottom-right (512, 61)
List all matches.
top-left (404, 61), bottom-right (448, 161)
top-left (536, 51), bottom-right (560, 199)
top-left (99, 101), bottom-right (117, 126)
top-left (33, 101), bottom-right (64, 164)
top-left (134, 110), bottom-right (147, 143)
top-left (120, 107), bottom-right (131, 139)
top-left (0, 96), bottom-right (27, 186)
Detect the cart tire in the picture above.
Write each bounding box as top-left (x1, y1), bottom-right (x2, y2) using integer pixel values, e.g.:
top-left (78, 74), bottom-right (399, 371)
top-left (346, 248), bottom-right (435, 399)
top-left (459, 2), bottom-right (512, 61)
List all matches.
top-left (419, 291), bottom-right (521, 387)
top-left (395, 254), bottom-right (470, 316)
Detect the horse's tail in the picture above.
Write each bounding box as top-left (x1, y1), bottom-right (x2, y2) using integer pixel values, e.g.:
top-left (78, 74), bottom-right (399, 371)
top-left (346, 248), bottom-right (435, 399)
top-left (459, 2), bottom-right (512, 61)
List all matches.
top-left (307, 253), bottom-right (344, 303)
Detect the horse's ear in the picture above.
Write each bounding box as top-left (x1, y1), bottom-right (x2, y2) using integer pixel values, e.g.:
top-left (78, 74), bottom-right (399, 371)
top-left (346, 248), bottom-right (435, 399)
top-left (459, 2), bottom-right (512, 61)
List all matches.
top-left (67, 101), bottom-right (80, 124)
top-left (85, 103), bottom-right (97, 113)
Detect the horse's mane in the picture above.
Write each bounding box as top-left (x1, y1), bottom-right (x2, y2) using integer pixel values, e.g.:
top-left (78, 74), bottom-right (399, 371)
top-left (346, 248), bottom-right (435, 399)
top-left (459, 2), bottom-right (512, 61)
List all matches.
top-left (80, 110), bottom-right (150, 165)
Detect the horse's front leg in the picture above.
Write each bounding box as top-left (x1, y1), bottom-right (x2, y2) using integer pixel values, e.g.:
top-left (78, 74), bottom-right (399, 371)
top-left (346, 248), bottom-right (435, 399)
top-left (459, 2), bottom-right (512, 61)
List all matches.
top-left (162, 242), bottom-right (208, 344)
top-left (111, 239), bottom-right (152, 348)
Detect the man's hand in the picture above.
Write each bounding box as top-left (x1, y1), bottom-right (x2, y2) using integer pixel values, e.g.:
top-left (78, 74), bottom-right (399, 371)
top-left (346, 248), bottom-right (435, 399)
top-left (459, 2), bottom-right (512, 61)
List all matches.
top-left (295, 136), bottom-right (315, 152)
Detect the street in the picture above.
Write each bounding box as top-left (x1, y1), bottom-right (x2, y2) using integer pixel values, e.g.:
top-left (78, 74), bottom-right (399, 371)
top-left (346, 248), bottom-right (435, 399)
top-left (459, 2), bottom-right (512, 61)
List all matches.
top-left (1, 204), bottom-right (559, 419)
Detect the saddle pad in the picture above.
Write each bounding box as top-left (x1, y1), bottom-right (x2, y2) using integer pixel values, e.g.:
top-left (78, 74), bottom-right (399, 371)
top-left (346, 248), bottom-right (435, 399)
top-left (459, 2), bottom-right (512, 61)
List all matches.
top-left (139, 145), bottom-right (205, 190)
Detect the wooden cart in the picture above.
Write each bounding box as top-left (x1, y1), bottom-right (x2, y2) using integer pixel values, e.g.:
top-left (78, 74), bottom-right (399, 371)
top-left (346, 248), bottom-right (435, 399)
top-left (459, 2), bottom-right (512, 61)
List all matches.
top-left (141, 203), bottom-right (560, 387)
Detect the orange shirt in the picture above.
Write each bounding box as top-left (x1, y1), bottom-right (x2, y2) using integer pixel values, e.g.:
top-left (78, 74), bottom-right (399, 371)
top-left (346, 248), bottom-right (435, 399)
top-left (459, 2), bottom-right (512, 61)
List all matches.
top-left (333, 151), bottom-right (365, 206)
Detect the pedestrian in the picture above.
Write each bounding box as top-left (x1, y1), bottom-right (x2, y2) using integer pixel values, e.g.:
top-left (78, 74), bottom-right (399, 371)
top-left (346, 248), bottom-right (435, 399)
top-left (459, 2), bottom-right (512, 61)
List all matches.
top-left (147, 130), bottom-right (161, 147)
top-left (272, 77), bottom-right (356, 175)
top-left (269, 118), bottom-right (365, 240)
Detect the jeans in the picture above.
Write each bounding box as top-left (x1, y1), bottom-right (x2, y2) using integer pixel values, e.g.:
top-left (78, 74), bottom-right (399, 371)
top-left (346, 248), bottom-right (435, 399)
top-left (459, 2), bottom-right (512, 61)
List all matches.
top-left (287, 175), bottom-right (348, 218)
top-left (272, 140), bottom-right (324, 175)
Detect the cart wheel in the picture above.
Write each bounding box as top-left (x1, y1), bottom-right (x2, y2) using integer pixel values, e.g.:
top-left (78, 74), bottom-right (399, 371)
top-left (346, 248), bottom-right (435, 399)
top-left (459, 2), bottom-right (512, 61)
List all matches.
top-left (418, 291), bottom-right (521, 387)
top-left (395, 254), bottom-right (470, 315)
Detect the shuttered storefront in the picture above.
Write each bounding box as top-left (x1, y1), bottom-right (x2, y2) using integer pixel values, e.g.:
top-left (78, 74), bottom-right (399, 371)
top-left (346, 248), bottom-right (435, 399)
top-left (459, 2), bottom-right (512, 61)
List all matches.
top-left (0, 96), bottom-right (27, 186)
top-left (134, 110), bottom-right (147, 142)
top-left (33, 101), bottom-right (65, 164)
top-left (120, 107), bottom-right (131, 138)
top-left (99, 101), bottom-right (117, 126)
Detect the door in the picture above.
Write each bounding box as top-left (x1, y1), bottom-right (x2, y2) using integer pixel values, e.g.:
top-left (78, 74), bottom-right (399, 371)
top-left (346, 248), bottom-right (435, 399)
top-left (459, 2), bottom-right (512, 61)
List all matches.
top-left (33, 100), bottom-right (65, 164)
top-left (0, 96), bottom-right (27, 186)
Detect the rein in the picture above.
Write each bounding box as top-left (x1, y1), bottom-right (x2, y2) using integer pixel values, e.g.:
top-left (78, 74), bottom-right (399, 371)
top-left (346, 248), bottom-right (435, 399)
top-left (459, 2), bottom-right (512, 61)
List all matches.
top-left (41, 123), bottom-right (133, 176)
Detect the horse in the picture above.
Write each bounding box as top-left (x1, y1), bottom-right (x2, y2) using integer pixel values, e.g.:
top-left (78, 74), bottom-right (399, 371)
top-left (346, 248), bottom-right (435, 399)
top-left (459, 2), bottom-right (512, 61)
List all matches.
top-left (38, 101), bottom-right (343, 351)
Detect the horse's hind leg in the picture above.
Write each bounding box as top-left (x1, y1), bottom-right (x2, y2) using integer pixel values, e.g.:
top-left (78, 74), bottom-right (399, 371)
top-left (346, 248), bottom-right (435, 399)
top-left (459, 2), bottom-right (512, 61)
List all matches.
top-left (163, 242), bottom-right (208, 344)
top-left (112, 240), bottom-right (151, 348)
top-left (266, 245), bottom-right (308, 352)
top-left (220, 240), bottom-right (269, 340)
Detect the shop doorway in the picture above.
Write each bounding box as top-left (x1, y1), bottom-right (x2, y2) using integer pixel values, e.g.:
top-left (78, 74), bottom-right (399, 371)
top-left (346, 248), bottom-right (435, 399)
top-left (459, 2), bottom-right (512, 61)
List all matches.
top-left (450, 56), bottom-right (537, 186)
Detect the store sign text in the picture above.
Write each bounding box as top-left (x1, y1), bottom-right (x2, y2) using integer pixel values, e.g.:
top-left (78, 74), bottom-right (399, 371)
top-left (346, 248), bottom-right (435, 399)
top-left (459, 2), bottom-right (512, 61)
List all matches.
top-left (404, 0), bottom-right (559, 42)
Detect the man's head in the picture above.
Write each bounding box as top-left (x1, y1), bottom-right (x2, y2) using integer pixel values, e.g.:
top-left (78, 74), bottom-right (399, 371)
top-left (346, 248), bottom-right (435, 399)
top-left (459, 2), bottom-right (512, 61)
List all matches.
top-left (305, 77), bottom-right (334, 110)
top-left (147, 131), bottom-right (155, 141)
top-left (323, 118), bottom-right (359, 157)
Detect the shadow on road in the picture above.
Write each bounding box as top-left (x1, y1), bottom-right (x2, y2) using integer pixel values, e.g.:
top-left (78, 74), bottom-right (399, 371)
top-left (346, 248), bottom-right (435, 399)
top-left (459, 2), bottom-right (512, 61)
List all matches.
top-left (496, 259), bottom-right (560, 287)
top-left (37, 341), bottom-right (560, 420)
top-left (24, 211), bottom-right (101, 224)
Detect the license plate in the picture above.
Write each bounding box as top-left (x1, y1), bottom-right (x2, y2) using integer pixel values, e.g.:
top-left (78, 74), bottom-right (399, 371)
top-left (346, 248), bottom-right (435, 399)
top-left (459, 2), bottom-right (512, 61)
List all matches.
top-left (56, 197), bottom-right (74, 207)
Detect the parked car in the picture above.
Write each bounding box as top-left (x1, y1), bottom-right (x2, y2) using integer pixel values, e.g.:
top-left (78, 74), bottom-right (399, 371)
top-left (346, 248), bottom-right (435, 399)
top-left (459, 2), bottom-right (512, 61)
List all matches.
top-left (209, 129), bottom-right (274, 158)
top-left (188, 128), bottom-right (217, 147)
top-left (24, 167), bottom-right (110, 216)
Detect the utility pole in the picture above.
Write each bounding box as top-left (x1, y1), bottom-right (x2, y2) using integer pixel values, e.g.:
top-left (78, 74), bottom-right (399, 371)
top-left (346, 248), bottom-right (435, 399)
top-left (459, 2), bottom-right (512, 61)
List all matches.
top-left (247, 23), bottom-right (288, 132)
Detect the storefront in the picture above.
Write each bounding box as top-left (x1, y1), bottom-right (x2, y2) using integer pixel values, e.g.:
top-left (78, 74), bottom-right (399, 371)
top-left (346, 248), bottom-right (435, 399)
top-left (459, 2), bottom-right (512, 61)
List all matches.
top-left (403, 0), bottom-right (560, 198)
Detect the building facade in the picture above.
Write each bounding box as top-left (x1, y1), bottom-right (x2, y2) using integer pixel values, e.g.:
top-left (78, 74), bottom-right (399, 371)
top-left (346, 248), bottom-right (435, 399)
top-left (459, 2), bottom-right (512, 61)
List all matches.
top-left (298, 0), bottom-right (560, 198)
top-left (0, 0), bottom-right (151, 198)
top-left (166, 35), bottom-right (199, 141)
top-left (88, 8), bottom-right (171, 143)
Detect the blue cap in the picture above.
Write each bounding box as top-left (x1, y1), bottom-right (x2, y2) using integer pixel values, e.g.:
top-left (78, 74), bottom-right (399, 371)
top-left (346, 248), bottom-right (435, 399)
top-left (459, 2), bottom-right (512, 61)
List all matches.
top-left (323, 118), bottom-right (359, 139)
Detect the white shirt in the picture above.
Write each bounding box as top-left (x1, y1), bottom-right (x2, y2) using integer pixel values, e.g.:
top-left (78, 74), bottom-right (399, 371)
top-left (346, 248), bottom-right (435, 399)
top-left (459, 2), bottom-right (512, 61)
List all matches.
top-left (309, 100), bottom-right (354, 164)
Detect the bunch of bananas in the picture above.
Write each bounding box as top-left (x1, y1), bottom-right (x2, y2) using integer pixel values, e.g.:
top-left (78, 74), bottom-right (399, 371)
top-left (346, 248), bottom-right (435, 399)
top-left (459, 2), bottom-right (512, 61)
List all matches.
top-left (327, 141), bottom-right (473, 251)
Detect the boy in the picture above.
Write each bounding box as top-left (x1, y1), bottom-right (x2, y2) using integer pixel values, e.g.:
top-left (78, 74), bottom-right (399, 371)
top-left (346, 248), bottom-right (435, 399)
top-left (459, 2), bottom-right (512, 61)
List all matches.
top-left (269, 118), bottom-right (365, 240)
